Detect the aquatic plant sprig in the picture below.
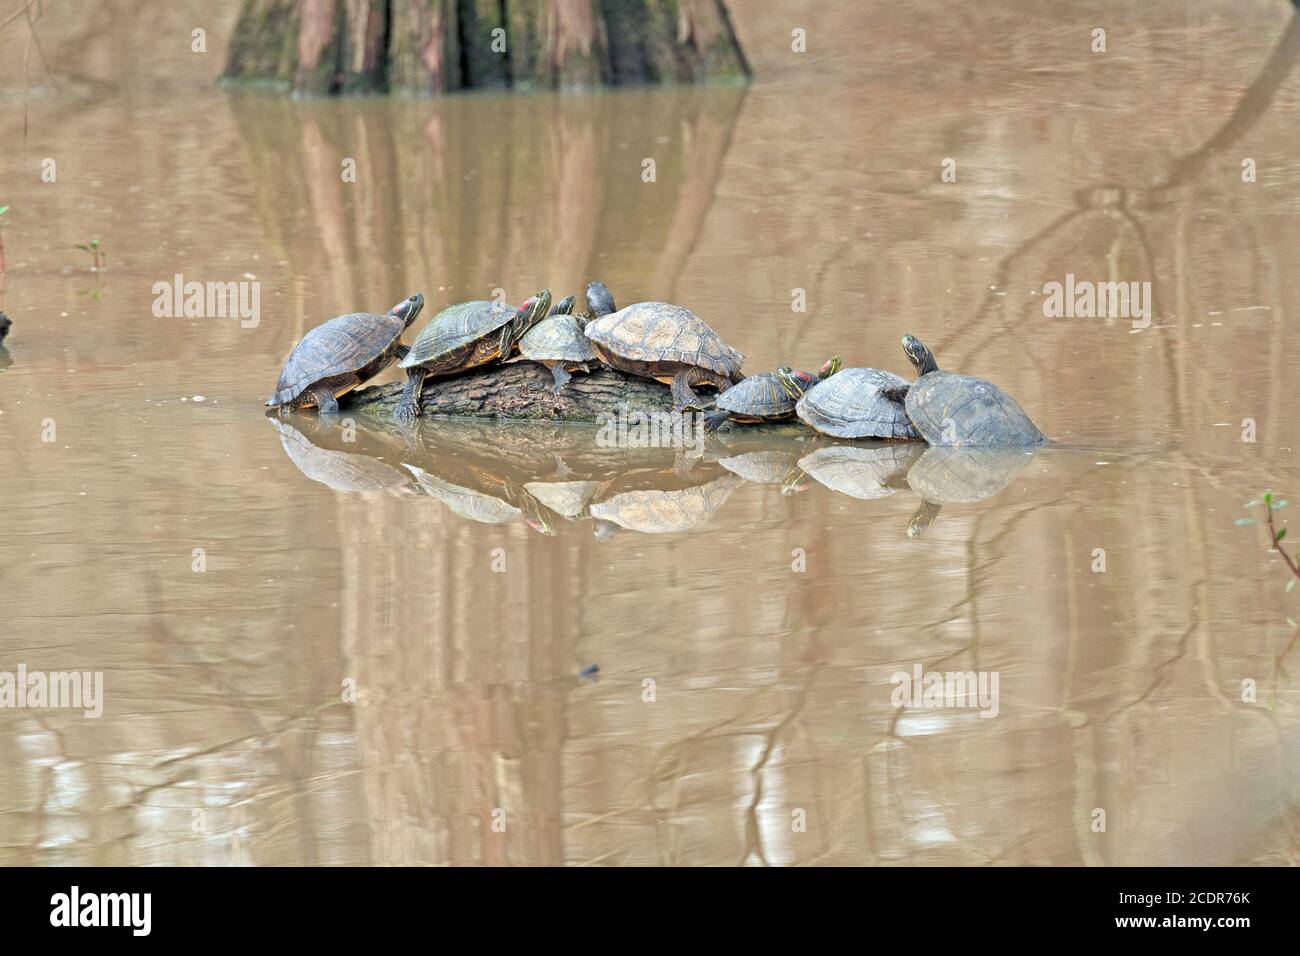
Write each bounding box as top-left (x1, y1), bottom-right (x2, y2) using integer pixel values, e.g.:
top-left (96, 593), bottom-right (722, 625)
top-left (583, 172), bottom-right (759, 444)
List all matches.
top-left (75, 237), bottom-right (105, 272)
top-left (1240, 492), bottom-right (1298, 589)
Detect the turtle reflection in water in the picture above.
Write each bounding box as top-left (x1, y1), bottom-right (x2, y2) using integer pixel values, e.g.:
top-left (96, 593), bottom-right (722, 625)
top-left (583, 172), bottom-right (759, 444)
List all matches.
top-left (404, 463), bottom-right (523, 525)
top-left (904, 446), bottom-right (1036, 536)
top-left (717, 450), bottom-right (803, 490)
top-left (271, 418), bottom-right (413, 495)
top-left (588, 473), bottom-right (743, 536)
top-left (523, 480), bottom-right (604, 520)
top-left (796, 444), bottom-right (923, 500)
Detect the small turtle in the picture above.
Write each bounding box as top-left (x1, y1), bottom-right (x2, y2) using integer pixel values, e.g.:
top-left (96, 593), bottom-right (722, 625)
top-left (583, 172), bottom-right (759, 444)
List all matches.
top-left (266, 293), bottom-right (424, 421)
top-left (518, 291), bottom-right (600, 393)
top-left (790, 366), bottom-right (919, 440)
top-left (898, 334), bottom-right (1045, 446)
top-left (704, 356), bottom-right (840, 431)
top-left (584, 300), bottom-right (744, 411)
top-left (394, 289), bottom-right (552, 423)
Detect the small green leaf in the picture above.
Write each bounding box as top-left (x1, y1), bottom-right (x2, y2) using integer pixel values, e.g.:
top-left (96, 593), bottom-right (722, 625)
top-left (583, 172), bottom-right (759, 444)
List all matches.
top-left (1277, 527), bottom-right (1288, 542)
top-left (1235, 518), bottom-right (1257, 526)
top-left (1265, 492), bottom-right (1274, 505)
top-left (1244, 499), bottom-right (1262, 508)
top-left (1287, 578), bottom-right (1296, 592)
top-left (1272, 499), bottom-right (1289, 510)
top-left (0, 205), bottom-right (9, 216)
top-left (75, 244), bottom-right (90, 252)
top-left (1286, 617), bottom-right (1296, 628)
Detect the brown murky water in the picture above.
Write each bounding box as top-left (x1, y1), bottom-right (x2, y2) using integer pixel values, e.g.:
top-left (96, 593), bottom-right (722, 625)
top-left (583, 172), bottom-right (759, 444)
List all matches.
top-left (2, 2), bottom-right (1300, 865)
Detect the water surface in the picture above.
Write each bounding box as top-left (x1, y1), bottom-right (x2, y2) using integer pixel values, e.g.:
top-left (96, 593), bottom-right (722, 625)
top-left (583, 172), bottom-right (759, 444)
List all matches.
top-left (1, 1), bottom-right (1299, 865)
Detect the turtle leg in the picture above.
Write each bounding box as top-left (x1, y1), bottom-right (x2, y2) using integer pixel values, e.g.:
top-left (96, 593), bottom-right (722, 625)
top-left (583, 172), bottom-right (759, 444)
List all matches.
top-left (882, 384), bottom-right (910, 403)
top-left (670, 368), bottom-right (709, 412)
top-left (310, 384), bottom-right (341, 423)
top-left (393, 367), bottom-right (426, 425)
top-left (549, 363), bottom-right (572, 395)
top-left (395, 344), bottom-right (411, 361)
top-left (703, 409), bottom-right (731, 432)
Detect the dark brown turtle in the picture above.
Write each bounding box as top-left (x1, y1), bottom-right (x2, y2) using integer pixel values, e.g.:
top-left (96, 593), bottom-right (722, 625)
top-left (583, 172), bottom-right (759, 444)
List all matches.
top-left (393, 290), bottom-right (552, 423)
top-left (704, 357), bottom-right (840, 431)
top-left (583, 298), bottom-right (744, 411)
top-left (266, 293), bottom-right (424, 421)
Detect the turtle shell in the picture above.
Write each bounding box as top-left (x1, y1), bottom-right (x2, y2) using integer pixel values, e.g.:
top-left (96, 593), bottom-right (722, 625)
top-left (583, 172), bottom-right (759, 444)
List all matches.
top-left (584, 302), bottom-right (743, 377)
top-left (519, 314), bottom-right (598, 363)
top-left (796, 367), bottom-right (919, 440)
top-left (715, 373), bottom-right (794, 420)
top-left (905, 372), bottom-right (1044, 446)
top-left (401, 300), bottom-right (515, 369)
top-left (905, 446), bottom-right (1035, 503)
top-left (268, 310), bottom-right (406, 406)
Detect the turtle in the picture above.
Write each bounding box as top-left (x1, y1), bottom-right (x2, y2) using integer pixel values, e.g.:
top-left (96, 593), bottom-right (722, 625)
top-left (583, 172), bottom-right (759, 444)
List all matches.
top-left (703, 356), bottom-right (841, 431)
top-left (517, 292), bottom-right (600, 394)
top-left (787, 366), bottom-right (920, 440)
top-left (266, 293), bottom-right (424, 421)
top-left (393, 289), bottom-right (552, 423)
top-left (584, 300), bottom-right (744, 411)
top-left (896, 334), bottom-right (1045, 446)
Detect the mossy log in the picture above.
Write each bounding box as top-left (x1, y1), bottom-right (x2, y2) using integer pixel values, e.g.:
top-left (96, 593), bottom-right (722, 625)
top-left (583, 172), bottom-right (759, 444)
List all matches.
top-left (222, 0), bottom-right (749, 95)
top-left (350, 361), bottom-right (685, 422)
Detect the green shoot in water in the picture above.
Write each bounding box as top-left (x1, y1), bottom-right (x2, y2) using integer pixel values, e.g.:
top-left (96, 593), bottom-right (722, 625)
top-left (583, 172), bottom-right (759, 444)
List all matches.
top-left (75, 238), bottom-right (106, 272)
top-left (1241, 493), bottom-right (1300, 702)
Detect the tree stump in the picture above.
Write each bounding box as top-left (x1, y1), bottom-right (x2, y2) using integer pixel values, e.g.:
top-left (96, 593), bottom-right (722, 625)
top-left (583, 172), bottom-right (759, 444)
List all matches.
top-left (222, 0), bottom-right (750, 95)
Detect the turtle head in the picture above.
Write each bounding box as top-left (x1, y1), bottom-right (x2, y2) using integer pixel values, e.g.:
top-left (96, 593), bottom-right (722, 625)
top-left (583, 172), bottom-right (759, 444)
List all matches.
top-left (819, 355), bottom-right (842, 378)
top-left (390, 293), bottom-right (425, 329)
top-left (585, 281), bottom-right (616, 319)
top-left (776, 365), bottom-right (818, 400)
top-left (515, 289), bottom-right (552, 336)
top-left (550, 294), bottom-right (575, 317)
top-left (901, 334), bottom-right (938, 375)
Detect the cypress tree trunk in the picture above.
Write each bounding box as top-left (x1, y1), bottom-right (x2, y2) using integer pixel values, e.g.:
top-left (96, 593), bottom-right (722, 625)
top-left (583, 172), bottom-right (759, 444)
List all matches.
top-left (222, 0), bottom-right (748, 95)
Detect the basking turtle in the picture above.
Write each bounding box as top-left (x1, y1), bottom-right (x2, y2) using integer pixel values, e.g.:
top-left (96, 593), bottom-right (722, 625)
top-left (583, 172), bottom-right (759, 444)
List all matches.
top-left (704, 356), bottom-right (840, 431)
top-left (789, 366), bottom-right (919, 440)
top-left (897, 334), bottom-right (1045, 446)
top-left (266, 293), bottom-right (424, 421)
top-left (394, 289), bottom-right (552, 423)
top-left (517, 292), bottom-right (600, 394)
top-left (584, 301), bottom-right (744, 411)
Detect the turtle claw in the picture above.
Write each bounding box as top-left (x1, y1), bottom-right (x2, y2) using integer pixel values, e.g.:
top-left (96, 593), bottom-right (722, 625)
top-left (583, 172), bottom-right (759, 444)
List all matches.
top-left (392, 400), bottom-right (421, 426)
